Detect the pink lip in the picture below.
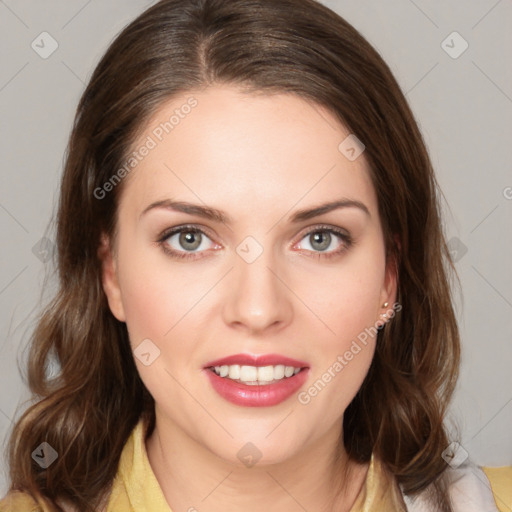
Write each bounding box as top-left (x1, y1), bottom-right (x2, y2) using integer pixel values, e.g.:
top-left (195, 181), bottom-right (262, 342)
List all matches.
top-left (204, 367), bottom-right (310, 407)
top-left (203, 353), bottom-right (309, 369)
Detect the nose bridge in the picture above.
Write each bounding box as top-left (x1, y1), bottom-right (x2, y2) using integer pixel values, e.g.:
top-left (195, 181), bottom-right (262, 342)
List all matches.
top-left (224, 233), bottom-right (292, 330)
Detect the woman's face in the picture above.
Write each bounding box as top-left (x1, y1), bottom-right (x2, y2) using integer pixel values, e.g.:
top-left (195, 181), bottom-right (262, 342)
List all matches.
top-left (100, 85), bottom-right (396, 465)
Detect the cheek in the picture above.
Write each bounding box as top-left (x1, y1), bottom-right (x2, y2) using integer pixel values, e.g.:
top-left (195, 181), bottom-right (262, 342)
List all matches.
top-left (299, 343), bottom-right (375, 423)
top-left (300, 287), bottom-right (379, 419)
top-left (115, 239), bottom-right (194, 346)
top-left (115, 244), bottom-right (204, 407)
top-left (119, 267), bottom-right (171, 344)
top-left (295, 242), bottom-right (385, 411)
top-left (299, 244), bottom-right (386, 342)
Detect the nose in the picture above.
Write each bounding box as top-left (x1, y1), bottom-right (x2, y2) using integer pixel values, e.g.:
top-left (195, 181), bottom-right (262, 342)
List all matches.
top-left (222, 241), bottom-right (293, 334)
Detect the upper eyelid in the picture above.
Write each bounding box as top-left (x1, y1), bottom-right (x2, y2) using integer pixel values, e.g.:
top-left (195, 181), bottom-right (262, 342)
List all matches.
top-left (158, 224), bottom-right (216, 243)
top-left (294, 225), bottom-right (349, 242)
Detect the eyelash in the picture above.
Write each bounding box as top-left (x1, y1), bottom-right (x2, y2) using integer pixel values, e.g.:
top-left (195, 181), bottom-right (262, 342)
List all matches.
top-left (156, 224), bottom-right (353, 261)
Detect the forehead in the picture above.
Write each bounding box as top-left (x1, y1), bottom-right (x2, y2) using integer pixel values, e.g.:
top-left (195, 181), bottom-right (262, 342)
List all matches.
top-left (118, 85), bottom-right (377, 223)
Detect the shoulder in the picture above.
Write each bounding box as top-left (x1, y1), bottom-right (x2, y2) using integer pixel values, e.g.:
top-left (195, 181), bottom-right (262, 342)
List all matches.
top-left (0, 491), bottom-right (81, 512)
top-left (402, 460), bottom-right (502, 512)
top-left (482, 465), bottom-right (512, 512)
top-left (0, 490), bottom-right (43, 512)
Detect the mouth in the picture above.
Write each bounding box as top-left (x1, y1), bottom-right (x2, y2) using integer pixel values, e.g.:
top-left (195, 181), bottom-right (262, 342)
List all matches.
top-left (202, 353), bottom-right (310, 407)
top-left (203, 353), bottom-right (309, 385)
top-left (206, 364), bottom-right (305, 386)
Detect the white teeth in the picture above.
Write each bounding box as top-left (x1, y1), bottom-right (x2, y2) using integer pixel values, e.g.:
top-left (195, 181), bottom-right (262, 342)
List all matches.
top-left (228, 365), bottom-right (240, 379)
top-left (257, 365), bottom-right (275, 381)
top-left (240, 365), bottom-right (258, 381)
top-left (211, 364), bottom-right (303, 384)
top-left (274, 365), bottom-right (285, 379)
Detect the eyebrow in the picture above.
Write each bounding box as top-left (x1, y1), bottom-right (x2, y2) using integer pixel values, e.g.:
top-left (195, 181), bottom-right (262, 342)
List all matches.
top-left (139, 198), bottom-right (370, 224)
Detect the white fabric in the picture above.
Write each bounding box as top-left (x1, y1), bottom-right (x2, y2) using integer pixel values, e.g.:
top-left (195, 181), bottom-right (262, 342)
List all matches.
top-left (401, 460), bottom-right (499, 511)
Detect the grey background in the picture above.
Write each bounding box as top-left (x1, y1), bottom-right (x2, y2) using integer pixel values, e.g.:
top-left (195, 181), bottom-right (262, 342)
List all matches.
top-left (1, 0), bottom-right (511, 496)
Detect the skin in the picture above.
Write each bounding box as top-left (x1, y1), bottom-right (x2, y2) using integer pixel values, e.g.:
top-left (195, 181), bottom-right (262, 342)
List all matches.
top-left (100, 85), bottom-right (397, 512)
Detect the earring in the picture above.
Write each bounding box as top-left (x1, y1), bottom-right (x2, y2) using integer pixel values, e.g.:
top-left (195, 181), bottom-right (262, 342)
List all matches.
top-left (380, 302), bottom-right (389, 320)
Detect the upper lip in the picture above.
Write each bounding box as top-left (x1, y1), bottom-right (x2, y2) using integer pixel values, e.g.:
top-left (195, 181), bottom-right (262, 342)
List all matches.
top-left (203, 353), bottom-right (309, 369)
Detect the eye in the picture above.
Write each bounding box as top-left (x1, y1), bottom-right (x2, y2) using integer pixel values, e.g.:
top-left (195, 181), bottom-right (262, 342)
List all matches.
top-left (295, 225), bottom-right (352, 259)
top-left (157, 225), bottom-right (218, 260)
top-left (156, 224), bottom-right (353, 261)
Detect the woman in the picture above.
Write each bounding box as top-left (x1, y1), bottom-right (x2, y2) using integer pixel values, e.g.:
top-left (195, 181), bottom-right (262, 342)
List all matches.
top-left (0, 0), bottom-right (506, 511)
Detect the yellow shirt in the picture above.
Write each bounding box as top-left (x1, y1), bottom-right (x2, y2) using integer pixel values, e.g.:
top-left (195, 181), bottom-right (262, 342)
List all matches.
top-left (483, 466), bottom-right (512, 512)
top-left (1, 418), bottom-right (509, 511)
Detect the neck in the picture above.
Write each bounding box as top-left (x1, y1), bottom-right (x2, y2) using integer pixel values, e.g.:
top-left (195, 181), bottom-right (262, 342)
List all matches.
top-left (145, 412), bottom-right (368, 512)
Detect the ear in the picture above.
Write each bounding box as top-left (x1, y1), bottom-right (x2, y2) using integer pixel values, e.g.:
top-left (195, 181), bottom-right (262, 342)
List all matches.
top-left (379, 255), bottom-right (397, 306)
top-left (378, 235), bottom-right (400, 319)
top-left (97, 233), bottom-right (126, 322)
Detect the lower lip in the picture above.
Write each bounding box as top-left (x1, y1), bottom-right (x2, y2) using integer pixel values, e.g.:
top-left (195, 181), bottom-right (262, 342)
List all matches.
top-left (204, 368), bottom-right (309, 407)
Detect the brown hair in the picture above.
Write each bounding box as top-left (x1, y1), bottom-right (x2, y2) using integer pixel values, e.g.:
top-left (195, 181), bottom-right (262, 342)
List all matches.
top-left (3, 0), bottom-right (460, 510)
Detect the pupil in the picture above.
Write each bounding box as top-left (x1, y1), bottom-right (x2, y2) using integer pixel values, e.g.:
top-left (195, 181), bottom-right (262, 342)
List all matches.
top-left (180, 231), bottom-right (201, 250)
top-left (312, 231), bottom-right (330, 251)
